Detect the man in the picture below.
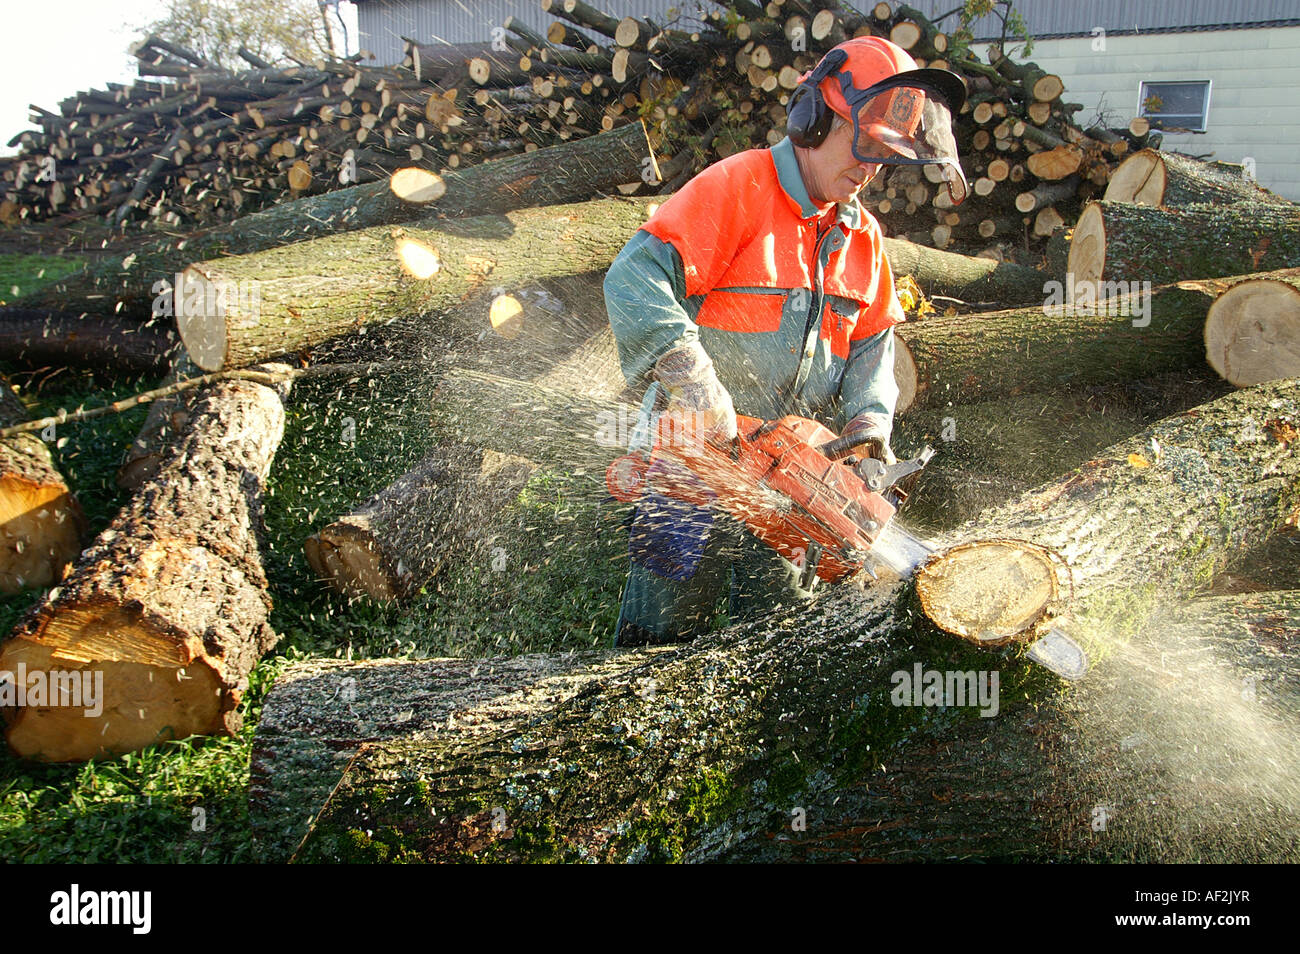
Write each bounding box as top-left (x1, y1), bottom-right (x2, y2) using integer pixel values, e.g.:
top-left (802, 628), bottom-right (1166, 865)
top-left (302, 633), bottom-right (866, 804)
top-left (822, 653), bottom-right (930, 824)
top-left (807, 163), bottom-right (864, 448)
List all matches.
top-left (604, 36), bottom-right (967, 647)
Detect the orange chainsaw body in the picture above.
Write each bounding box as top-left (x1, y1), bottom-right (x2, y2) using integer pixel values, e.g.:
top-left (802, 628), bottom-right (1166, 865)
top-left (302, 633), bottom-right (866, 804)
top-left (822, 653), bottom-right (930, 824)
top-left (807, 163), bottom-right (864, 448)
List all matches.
top-left (606, 413), bottom-right (898, 583)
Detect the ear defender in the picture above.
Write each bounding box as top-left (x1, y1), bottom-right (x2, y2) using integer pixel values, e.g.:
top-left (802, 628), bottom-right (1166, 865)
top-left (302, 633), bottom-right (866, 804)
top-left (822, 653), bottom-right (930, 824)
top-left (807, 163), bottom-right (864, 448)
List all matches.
top-left (785, 48), bottom-right (849, 148)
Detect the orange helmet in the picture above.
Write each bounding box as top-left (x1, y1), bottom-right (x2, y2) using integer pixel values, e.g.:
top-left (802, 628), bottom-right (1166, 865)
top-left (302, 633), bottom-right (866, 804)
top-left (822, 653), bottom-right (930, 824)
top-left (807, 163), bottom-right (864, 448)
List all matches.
top-left (787, 37), bottom-right (969, 204)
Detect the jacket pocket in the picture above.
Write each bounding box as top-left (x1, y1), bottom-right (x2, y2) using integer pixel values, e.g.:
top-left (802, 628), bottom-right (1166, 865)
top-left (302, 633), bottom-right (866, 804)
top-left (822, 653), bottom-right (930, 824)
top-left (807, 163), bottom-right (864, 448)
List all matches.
top-left (821, 296), bottom-right (859, 360)
top-left (695, 288), bottom-right (785, 334)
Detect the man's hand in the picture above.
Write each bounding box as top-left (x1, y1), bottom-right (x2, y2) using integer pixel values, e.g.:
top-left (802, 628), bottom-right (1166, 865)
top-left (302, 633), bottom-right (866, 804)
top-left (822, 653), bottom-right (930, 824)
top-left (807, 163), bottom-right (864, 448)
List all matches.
top-left (841, 413), bottom-right (897, 468)
top-left (654, 342), bottom-right (738, 443)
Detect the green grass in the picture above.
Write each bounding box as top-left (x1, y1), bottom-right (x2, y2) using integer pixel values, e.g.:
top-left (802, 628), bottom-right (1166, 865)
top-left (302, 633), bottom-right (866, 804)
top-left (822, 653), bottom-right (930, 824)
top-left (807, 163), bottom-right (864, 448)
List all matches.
top-left (0, 360), bottom-right (630, 863)
top-left (0, 252), bottom-right (85, 303)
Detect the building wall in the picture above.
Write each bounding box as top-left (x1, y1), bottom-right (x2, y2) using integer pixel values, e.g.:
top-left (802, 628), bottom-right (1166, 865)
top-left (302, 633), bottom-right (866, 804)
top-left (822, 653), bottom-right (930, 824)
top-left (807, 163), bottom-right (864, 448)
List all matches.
top-left (969, 26), bottom-right (1300, 200)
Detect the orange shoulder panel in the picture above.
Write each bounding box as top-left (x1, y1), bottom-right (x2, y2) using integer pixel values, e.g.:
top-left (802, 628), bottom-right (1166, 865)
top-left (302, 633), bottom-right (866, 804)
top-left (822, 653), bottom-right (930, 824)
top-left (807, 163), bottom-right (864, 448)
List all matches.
top-left (640, 149), bottom-right (780, 298)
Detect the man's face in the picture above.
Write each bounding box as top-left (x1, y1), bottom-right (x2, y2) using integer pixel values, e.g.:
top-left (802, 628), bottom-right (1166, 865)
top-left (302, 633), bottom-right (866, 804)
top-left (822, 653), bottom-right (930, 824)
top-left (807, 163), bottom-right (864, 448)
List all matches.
top-left (802, 118), bottom-right (882, 206)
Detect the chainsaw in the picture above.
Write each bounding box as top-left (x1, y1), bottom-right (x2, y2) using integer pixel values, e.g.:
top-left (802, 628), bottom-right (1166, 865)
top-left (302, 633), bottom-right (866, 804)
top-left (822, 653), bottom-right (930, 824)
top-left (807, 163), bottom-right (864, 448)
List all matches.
top-left (606, 411), bottom-right (1088, 680)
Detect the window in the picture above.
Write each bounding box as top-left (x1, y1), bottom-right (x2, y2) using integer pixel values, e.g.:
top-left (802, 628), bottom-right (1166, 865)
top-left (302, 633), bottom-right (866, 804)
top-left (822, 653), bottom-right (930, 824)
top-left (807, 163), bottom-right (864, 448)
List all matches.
top-left (1137, 80), bottom-right (1212, 133)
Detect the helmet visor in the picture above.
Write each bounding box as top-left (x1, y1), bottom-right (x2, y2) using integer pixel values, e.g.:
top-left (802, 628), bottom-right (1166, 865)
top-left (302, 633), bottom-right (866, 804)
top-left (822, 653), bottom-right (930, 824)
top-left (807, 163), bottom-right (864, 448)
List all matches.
top-left (844, 76), bottom-right (968, 206)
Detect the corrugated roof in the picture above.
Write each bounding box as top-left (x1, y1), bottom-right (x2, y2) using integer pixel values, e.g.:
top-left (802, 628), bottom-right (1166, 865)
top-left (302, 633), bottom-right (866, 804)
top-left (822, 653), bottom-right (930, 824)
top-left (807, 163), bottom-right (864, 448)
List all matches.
top-left (892, 0), bottom-right (1300, 41)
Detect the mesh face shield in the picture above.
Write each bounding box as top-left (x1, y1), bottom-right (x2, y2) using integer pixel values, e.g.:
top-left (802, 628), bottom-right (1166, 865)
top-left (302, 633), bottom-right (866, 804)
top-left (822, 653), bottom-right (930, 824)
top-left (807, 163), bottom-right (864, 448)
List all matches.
top-left (839, 72), bottom-right (968, 206)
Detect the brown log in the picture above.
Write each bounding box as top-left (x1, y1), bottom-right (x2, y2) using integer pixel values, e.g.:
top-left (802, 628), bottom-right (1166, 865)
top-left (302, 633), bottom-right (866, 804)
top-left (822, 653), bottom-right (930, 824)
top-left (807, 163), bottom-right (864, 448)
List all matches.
top-left (0, 378), bottom-right (85, 595)
top-left (1203, 272), bottom-right (1300, 387)
top-left (0, 367), bottom-right (292, 761)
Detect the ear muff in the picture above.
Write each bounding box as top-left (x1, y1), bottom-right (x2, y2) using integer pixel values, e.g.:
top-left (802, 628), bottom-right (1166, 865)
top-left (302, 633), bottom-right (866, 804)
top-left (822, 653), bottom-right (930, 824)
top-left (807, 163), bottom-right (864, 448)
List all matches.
top-left (786, 48), bottom-right (848, 148)
top-left (786, 84), bottom-right (833, 147)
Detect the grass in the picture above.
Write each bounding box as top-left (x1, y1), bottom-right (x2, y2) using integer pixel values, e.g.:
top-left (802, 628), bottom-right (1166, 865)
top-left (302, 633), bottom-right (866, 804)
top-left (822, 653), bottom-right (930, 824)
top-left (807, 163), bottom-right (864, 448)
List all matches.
top-left (0, 252), bottom-right (85, 303)
top-left (0, 353), bottom-right (631, 863)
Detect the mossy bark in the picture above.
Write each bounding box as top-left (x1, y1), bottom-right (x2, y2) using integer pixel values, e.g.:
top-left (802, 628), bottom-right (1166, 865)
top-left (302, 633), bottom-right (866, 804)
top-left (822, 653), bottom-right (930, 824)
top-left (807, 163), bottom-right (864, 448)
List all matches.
top-left (894, 272), bottom-right (1269, 410)
top-left (1069, 200), bottom-right (1300, 290)
top-left (726, 588), bottom-right (1300, 862)
top-left (250, 649), bottom-right (669, 861)
top-left (291, 379), bottom-right (1300, 862)
top-left (177, 195), bottom-right (657, 370)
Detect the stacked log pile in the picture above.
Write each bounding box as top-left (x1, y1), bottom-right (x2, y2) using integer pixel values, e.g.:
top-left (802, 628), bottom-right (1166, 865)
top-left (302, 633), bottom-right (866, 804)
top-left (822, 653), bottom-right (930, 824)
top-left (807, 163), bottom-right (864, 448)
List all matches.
top-left (3, 1), bottom-right (1161, 261)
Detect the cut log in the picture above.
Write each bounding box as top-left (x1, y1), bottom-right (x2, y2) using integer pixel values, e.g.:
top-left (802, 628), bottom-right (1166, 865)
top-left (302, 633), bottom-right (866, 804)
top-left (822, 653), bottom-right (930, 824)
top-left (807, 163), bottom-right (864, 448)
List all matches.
top-left (892, 272), bottom-right (1271, 411)
top-left (116, 349), bottom-right (202, 490)
top-left (891, 380), bottom-right (1225, 530)
top-left (726, 587), bottom-right (1300, 862)
top-left (881, 237), bottom-right (1045, 306)
top-left (0, 377), bottom-right (85, 594)
top-left (1068, 200), bottom-right (1300, 292)
top-left (305, 445), bottom-right (534, 601)
top-left (1104, 149), bottom-right (1293, 209)
top-left (0, 310), bottom-right (179, 374)
top-left (11, 123), bottom-right (655, 320)
top-left (1204, 272), bottom-right (1300, 386)
top-left (1025, 145), bottom-right (1082, 180)
top-left (0, 366), bottom-right (292, 761)
top-left (249, 648), bottom-right (668, 860)
top-left (290, 379), bottom-right (1300, 862)
top-left (176, 194), bottom-right (657, 370)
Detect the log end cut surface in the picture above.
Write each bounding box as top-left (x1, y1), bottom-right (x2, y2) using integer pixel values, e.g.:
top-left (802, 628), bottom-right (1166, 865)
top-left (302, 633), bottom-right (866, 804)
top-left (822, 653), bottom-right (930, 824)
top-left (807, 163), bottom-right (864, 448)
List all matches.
top-left (1205, 279), bottom-right (1300, 386)
top-left (1066, 202), bottom-right (1105, 289)
top-left (0, 601), bottom-right (226, 761)
top-left (915, 540), bottom-right (1065, 646)
top-left (0, 477), bottom-right (82, 594)
top-left (1103, 149), bottom-right (1164, 206)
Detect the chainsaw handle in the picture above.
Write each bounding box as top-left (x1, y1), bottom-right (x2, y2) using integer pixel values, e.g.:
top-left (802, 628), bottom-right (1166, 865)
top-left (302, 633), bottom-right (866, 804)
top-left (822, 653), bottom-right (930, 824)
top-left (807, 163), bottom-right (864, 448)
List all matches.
top-left (817, 431), bottom-right (879, 461)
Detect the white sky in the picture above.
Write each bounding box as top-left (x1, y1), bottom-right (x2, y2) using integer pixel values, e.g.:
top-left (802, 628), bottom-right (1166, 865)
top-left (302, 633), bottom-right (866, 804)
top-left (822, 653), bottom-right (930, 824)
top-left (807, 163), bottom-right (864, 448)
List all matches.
top-left (1, 0), bottom-right (359, 157)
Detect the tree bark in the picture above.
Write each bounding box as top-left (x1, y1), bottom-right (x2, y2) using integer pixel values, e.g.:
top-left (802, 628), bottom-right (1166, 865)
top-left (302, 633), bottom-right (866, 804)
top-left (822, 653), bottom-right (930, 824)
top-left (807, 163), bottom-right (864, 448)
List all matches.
top-left (176, 195), bottom-right (656, 370)
top-left (249, 648), bottom-right (667, 861)
top-left (893, 272), bottom-right (1274, 411)
top-left (881, 237), bottom-right (1046, 306)
top-left (1068, 200), bottom-right (1300, 291)
top-left (1104, 149), bottom-right (1294, 209)
top-left (0, 367), bottom-right (292, 761)
top-left (724, 587), bottom-right (1300, 862)
top-left (0, 378), bottom-right (85, 595)
top-left (0, 309), bottom-right (178, 374)
top-left (290, 378), bottom-right (1300, 862)
top-left (10, 124), bottom-right (655, 320)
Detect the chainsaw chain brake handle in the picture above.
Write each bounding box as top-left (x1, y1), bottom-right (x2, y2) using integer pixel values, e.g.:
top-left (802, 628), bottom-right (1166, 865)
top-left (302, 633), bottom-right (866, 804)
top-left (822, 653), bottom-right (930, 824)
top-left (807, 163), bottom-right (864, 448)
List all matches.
top-left (855, 446), bottom-right (936, 506)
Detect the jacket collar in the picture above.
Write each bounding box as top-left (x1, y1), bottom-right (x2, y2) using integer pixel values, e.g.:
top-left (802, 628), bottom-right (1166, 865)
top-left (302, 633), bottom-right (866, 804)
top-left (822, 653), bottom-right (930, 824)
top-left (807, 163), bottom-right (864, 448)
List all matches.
top-left (771, 136), bottom-right (867, 231)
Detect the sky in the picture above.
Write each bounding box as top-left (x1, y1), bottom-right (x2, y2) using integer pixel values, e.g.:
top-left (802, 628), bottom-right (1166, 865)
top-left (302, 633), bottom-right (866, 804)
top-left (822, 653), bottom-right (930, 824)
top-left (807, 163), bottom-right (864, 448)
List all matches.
top-left (1, 0), bottom-right (359, 157)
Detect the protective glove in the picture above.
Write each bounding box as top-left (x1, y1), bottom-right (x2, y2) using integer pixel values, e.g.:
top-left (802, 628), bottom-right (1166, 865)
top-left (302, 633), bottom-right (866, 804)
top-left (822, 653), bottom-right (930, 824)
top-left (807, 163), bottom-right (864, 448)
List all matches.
top-left (654, 341), bottom-right (738, 444)
top-left (841, 413), bottom-right (898, 469)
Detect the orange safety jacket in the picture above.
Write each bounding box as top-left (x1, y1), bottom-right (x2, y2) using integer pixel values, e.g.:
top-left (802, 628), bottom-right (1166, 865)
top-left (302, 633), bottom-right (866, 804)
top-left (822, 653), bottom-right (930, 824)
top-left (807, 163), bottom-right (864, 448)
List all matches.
top-left (605, 136), bottom-right (903, 434)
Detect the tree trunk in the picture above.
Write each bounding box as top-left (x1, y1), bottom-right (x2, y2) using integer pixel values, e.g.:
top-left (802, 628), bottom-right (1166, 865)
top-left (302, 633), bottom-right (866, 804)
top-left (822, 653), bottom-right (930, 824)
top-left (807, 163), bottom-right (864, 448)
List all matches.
top-left (1204, 272), bottom-right (1300, 387)
top-left (894, 272), bottom-right (1270, 411)
top-left (881, 237), bottom-right (1046, 306)
top-left (304, 445), bottom-right (534, 601)
top-left (0, 367), bottom-right (292, 762)
top-left (0, 378), bottom-right (85, 595)
top-left (0, 310), bottom-right (178, 374)
top-left (308, 291), bottom-right (625, 602)
top-left (290, 378), bottom-right (1300, 862)
top-left (116, 350), bottom-right (202, 490)
top-left (891, 374), bottom-right (1229, 531)
top-left (723, 587), bottom-right (1300, 862)
top-left (249, 648), bottom-right (667, 860)
top-left (1068, 200), bottom-right (1300, 291)
top-left (1104, 149), bottom-right (1294, 209)
top-left (10, 124), bottom-right (654, 320)
top-left (176, 195), bottom-right (656, 370)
